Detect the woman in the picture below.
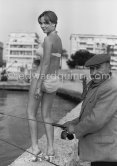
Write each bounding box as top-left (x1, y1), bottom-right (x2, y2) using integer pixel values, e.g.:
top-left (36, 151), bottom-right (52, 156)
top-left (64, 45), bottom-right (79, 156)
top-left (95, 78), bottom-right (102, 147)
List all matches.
top-left (27, 10), bottom-right (62, 161)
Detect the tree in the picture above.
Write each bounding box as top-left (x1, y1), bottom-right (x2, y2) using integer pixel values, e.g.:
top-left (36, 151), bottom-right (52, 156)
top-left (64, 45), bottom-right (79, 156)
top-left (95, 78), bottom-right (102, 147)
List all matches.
top-left (61, 49), bottom-right (68, 58)
top-left (67, 49), bottom-right (94, 69)
top-left (0, 60), bottom-right (6, 67)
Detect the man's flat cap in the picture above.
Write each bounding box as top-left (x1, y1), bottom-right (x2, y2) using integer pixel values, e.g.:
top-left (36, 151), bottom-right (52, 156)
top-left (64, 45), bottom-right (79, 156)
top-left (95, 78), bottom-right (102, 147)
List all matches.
top-left (85, 54), bottom-right (110, 67)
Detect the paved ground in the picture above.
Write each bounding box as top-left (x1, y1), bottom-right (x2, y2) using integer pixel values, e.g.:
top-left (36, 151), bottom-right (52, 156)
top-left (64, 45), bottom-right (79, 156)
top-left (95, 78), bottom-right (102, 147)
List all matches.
top-left (61, 80), bottom-right (82, 93)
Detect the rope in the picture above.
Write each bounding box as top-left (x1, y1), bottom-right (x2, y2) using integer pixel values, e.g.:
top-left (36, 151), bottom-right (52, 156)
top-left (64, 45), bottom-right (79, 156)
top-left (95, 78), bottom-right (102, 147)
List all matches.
top-left (0, 138), bottom-right (60, 166)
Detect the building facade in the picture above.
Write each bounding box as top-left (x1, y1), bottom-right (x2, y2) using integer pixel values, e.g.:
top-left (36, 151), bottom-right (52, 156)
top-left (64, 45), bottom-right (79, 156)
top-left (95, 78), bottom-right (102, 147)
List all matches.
top-left (70, 34), bottom-right (117, 70)
top-left (6, 33), bottom-right (41, 72)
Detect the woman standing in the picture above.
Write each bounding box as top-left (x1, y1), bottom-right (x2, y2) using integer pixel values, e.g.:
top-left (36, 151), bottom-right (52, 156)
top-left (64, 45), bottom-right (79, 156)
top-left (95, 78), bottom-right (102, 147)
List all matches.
top-left (27, 11), bottom-right (62, 161)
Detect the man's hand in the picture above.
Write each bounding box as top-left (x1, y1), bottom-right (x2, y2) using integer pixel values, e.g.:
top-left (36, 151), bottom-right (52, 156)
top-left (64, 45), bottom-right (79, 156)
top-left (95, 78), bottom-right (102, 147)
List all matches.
top-left (63, 121), bottom-right (75, 134)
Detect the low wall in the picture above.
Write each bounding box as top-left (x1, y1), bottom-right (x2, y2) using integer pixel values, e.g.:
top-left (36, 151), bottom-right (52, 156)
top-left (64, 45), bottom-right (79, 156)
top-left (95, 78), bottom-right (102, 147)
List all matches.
top-left (0, 81), bottom-right (30, 91)
top-left (0, 81), bottom-right (82, 102)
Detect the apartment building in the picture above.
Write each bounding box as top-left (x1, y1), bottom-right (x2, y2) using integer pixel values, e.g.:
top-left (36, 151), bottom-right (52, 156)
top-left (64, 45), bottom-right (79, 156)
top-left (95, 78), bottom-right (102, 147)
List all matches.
top-left (6, 33), bottom-right (41, 72)
top-left (70, 34), bottom-right (117, 70)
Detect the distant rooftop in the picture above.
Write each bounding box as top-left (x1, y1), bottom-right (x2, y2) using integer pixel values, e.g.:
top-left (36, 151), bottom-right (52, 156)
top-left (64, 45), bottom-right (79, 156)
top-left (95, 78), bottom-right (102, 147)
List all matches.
top-left (9, 32), bottom-right (39, 38)
top-left (70, 34), bottom-right (117, 39)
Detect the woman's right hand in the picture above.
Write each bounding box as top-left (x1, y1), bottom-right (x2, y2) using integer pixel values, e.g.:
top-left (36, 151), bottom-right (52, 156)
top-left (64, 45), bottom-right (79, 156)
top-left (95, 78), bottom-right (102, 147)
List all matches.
top-left (34, 87), bottom-right (42, 99)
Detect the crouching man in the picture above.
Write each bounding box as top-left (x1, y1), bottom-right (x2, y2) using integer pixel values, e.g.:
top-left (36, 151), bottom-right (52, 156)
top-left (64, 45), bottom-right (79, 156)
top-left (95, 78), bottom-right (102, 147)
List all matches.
top-left (64, 54), bottom-right (117, 166)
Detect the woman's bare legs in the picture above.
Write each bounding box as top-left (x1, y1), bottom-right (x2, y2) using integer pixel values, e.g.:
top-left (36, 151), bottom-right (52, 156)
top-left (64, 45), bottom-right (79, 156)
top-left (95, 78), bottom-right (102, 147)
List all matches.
top-left (27, 78), bottom-right (41, 155)
top-left (41, 92), bottom-right (56, 155)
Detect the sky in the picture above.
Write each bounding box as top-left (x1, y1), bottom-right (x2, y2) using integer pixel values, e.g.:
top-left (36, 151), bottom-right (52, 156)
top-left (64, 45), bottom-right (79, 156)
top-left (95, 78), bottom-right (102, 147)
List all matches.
top-left (0, 0), bottom-right (117, 55)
